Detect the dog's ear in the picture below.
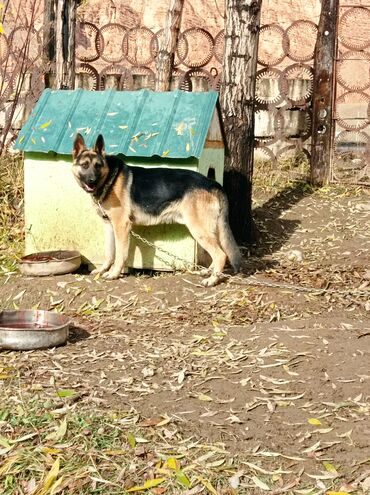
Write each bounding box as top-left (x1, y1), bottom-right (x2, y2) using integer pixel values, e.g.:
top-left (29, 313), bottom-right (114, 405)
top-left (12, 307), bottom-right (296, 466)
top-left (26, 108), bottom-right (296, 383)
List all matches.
top-left (94, 134), bottom-right (105, 156)
top-left (73, 133), bottom-right (86, 158)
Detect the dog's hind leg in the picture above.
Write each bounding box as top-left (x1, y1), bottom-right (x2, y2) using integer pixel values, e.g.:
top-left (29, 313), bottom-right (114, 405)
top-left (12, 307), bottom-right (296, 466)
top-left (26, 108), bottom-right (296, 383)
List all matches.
top-left (185, 219), bottom-right (227, 287)
top-left (182, 192), bottom-right (228, 287)
top-left (91, 220), bottom-right (115, 275)
top-left (193, 232), bottom-right (227, 287)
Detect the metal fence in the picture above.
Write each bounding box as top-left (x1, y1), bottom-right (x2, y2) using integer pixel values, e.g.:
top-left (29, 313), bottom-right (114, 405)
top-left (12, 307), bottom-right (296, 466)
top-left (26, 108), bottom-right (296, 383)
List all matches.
top-left (0, 0), bottom-right (45, 147)
top-left (72, 17), bottom-right (319, 182)
top-left (0, 0), bottom-right (368, 185)
top-left (333, 2), bottom-right (370, 185)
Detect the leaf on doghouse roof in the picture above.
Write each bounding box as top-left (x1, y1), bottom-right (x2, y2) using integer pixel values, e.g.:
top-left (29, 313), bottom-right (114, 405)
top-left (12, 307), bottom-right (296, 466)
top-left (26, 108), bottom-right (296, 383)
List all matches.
top-left (131, 132), bottom-right (143, 142)
top-left (39, 120), bottom-right (52, 129)
top-left (144, 132), bottom-right (159, 140)
top-left (175, 122), bottom-right (185, 135)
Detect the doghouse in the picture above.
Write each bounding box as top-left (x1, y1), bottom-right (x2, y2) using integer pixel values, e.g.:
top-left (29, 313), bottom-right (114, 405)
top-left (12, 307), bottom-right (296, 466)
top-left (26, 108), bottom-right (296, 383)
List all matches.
top-left (15, 88), bottom-right (226, 271)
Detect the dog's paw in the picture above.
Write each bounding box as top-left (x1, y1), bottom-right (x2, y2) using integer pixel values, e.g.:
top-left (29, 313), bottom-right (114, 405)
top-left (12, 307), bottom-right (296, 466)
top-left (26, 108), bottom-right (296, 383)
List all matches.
top-left (90, 267), bottom-right (109, 276)
top-left (101, 270), bottom-right (121, 280)
top-left (201, 275), bottom-right (221, 287)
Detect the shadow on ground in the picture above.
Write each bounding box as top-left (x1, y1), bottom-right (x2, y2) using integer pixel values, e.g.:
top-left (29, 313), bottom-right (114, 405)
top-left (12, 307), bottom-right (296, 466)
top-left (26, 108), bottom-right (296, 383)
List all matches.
top-left (240, 182), bottom-right (313, 275)
top-left (68, 324), bottom-right (91, 343)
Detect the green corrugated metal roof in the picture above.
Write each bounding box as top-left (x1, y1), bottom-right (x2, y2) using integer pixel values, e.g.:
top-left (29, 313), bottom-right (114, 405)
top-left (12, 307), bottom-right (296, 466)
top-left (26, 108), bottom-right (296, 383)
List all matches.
top-left (14, 88), bottom-right (221, 159)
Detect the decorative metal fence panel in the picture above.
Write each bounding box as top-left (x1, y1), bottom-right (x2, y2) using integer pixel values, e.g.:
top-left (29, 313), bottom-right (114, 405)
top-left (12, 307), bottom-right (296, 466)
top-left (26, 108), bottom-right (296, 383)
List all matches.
top-left (0, 1), bottom-right (320, 180)
top-left (333, 1), bottom-right (370, 184)
top-left (1, 0), bottom-right (369, 186)
top-left (0, 0), bottom-right (45, 148)
top-left (75, 15), bottom-right (319, 178)
top-left (253, 19), bottom-right (317, 176)
top-left (75, 23), bottom-right (223, 92)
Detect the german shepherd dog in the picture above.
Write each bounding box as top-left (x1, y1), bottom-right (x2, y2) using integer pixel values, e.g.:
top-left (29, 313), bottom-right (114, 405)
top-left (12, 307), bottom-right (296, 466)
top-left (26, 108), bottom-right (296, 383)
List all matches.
top-left (72, 133), bottom-right (241, 286)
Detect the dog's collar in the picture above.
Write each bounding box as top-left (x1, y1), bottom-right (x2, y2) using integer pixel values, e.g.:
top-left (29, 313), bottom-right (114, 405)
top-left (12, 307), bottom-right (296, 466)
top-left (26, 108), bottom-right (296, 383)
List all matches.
top-left (93, 162), bottom-right (120, 204)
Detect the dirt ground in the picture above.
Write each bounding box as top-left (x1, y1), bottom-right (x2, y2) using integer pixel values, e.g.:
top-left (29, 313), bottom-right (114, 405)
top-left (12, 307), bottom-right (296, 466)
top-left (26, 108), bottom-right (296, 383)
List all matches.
top-left (1, 183), bottom-right (370, 493)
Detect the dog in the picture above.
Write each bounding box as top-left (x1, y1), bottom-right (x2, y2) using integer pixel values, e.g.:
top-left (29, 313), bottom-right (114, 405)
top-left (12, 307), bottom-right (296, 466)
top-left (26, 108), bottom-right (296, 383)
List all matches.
top-left (72, 133), bottom-right (241, 286)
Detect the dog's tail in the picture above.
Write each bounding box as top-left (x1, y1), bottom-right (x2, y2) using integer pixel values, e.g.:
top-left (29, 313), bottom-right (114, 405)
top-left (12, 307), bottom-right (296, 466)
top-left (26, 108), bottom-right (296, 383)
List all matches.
top-left (217, 194), bottom-right (242, 273)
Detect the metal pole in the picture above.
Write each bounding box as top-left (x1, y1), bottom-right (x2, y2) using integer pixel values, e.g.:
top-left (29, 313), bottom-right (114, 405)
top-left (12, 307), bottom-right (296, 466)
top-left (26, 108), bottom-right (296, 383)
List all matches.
top-left (311, 0), bottom-right (339, 185)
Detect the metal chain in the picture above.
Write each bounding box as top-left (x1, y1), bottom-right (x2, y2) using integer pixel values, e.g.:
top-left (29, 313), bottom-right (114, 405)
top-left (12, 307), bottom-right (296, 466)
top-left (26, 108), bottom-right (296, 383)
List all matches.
top-left (130, 230), bottom-right (202, 272)
top-left (129, 231), bottom-right (370, 297)
top-left (231, 275), bottom-right (370, 296)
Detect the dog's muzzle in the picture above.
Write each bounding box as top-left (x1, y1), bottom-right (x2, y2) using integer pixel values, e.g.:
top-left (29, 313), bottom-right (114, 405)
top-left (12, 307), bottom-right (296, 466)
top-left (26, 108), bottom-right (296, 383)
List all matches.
top-left (81, 177), bottom-right (98, 193)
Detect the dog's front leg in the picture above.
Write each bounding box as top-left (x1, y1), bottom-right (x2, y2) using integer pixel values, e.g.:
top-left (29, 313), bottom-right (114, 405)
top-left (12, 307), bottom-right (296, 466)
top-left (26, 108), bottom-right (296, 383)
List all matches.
top-left (102, 217), bottom-right (131, 280)
top-left (91, 220), bottom-right (115, 275)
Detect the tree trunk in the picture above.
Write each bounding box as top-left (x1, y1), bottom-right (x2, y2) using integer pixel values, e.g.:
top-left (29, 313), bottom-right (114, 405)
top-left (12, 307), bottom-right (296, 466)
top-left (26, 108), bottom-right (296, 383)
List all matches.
top-left (310, 0), bottom-right (339, 185)
top-left (55, 0), bottom-right (77, 89)
top-left (220, 0), bottom-right (262, 244)
top-left (43, 0), bottom-right (57, 88)
top-left (155, 0), bottom-right (184, 92)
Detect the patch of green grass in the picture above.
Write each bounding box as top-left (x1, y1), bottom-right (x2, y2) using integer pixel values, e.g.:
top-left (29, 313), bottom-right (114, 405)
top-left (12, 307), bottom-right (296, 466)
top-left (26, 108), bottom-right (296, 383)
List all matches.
top-left (1, 390), bottom-right (367, 495)
top-left (0, 153), bottom-right (24, 273)
top-left (0, 387), bottom-right (237, 494)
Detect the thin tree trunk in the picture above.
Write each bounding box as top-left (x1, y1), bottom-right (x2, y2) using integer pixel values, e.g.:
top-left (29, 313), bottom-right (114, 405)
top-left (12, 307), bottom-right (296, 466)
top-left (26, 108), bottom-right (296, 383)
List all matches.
top-left (155, 0), bottom-right (184, 91)
top-left (220, 0), bottom-right (261, 243)
top-left (43, 0), bottom-right (56, 88)
top-left (310, 0), bottom-right (339, 185)
top-left (55, 0), bottom-right (77, 89)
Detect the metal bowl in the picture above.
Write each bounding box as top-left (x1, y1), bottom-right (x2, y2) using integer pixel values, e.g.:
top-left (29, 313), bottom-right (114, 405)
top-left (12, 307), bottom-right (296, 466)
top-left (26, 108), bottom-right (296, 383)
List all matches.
top-left (20, 250), bottom-right (81, 277)
top-left (0, 310), bottom-right (70, 350)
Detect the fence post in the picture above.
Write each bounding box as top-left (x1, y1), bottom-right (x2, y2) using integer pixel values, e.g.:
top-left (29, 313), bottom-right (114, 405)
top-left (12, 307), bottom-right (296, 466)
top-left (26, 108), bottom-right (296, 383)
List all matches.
top-left (55, 0), bottom-right (77, 90)
top-left (310, 0), bottom-right (339, 185)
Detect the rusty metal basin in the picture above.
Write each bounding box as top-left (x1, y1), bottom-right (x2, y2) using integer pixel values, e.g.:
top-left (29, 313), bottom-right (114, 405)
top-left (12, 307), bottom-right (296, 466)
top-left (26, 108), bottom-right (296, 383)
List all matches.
top-left (0, 310), bottom-right (70, 350)
top-left (20, 250), bottom-right (81, 277)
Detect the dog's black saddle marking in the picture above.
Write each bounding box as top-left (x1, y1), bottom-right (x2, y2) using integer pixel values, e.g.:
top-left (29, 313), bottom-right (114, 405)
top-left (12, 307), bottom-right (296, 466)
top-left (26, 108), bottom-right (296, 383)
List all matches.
top-left (129, 166), bottom-right (223, 216)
